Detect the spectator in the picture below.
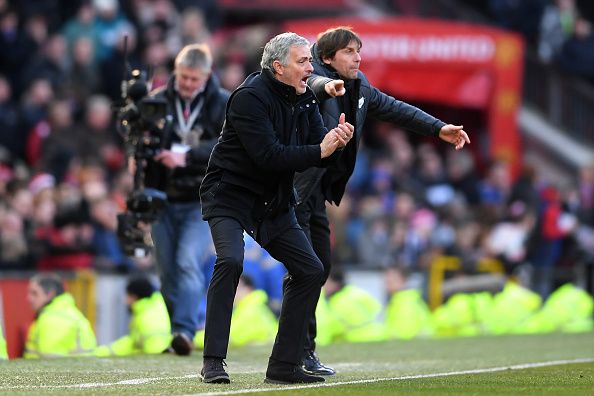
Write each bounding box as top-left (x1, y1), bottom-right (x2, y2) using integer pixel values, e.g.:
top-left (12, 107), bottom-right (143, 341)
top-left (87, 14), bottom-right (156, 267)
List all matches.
top-left (20, 34), bottom-right (69, 97)
top-left (64, 36), bottom-right (102, 113)
top-left (20, 78), bottom-right (55, 164)
top-left (71, 95), bottom-right (124, 175)
top-left (0, 7), bottom-right (38, 94)
top-left (0, 75), bottom-right (21, 159)
top-left (24, 273), bottom-right (96, 358)
top-left (89, 195), bottom-right (136, 272)
top-left (62, 2), bottom-right (99, 66)
top-left (530, 185), bottom-right (578, 299)
top-left (91, 0), bottom-right (135, 63)
top-left (32, 98), bottom-right (76, 178)
top-left (35, 204), bottom-right (94, 271)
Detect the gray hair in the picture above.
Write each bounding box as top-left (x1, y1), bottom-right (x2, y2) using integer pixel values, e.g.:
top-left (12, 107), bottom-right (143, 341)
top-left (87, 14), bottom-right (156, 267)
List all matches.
top-left (31, 273), bottom-right (65, 296)
top-left (175, 43), bottom-right (212, 73)
top-left (260, 32), bottom-right (310, 72)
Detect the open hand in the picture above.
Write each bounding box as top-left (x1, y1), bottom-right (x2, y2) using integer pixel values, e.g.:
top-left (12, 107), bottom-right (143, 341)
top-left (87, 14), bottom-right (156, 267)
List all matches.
top-left (439, 124), bottom-right (470, 150)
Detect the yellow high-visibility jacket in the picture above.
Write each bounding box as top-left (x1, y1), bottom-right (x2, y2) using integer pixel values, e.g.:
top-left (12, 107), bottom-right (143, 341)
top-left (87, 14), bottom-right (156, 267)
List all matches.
top-left (484, 281), bottom-right (541, 335)
top-left (24, 293), bottom-right (96, 358)
top-left (385, 288), bottom-right (433, 340)
top-left (1, 325), bottom-right (7, 360)
top-left (327, 285), bottom-right (386, 343)
top-left (194, 289), bottom-right (278, 349)
top-left (522, 283), bottom-right (594, 334)
top-left (95, 292), bottom-right (171, 356)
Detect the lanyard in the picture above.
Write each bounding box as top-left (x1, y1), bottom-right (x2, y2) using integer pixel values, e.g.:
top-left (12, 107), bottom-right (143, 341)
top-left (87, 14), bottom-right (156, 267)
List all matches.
top-left (175, 96), bottom-right (204, 139)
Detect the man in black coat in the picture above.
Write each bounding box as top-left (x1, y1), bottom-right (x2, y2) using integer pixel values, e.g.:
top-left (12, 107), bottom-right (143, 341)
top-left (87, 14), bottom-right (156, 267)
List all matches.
top-left (294, 26), bottom-right (471, 375)
top-left (143, 43), bottom-right (230, 356)
top-left (198, 32), bottom-right (353, 384)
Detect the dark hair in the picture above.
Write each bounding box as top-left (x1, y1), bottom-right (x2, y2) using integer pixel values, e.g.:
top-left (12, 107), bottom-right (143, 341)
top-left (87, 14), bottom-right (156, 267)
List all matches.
top-left (31, 273), bottom-right (65, 296)
top-left (328, 267), bottom-right (345, 286)
top-left (316, 26), bottom-right (362, 61)
top-left (239, 274), bottom-right (255, 289)
top-left (126, 276), bottom-right (156, 299)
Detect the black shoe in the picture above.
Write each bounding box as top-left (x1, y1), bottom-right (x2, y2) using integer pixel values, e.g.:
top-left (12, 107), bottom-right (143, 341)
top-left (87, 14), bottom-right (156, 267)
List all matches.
top-left (265, 361), bottom-right (325, 384)
top-left (302, 351), bottom-right (336, 376)
top-left (200, 358), bottom-right (230, 384)
top-left (171, 332), bottom-right (193, 356)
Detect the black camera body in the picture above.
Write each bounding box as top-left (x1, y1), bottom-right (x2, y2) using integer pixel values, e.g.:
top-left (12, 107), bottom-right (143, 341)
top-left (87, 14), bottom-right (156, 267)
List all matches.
top-left (115, 68), bottom-right (169, 257)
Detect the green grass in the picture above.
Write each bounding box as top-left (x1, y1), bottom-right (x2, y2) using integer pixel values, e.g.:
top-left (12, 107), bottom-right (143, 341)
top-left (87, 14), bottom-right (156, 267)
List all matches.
top-left (1, 332), bottom-right (593, 395)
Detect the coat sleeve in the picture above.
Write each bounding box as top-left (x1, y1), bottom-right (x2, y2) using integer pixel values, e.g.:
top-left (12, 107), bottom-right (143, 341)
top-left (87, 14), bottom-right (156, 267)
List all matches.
top-left (366, 83), bottom-right (445, 137)
top-left (229, 90), bottom-right (322, 172)
top-left (307, 74), bottom-right (334, 102)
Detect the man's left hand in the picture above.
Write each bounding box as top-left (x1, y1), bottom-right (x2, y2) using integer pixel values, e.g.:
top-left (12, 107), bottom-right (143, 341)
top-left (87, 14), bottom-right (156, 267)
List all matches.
top-left (439, 124), bottom-right (470, 150)
top-left (154, 150), bottom-right (187, 168)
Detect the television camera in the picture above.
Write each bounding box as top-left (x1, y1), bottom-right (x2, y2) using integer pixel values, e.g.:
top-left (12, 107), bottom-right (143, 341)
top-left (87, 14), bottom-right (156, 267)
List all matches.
top-left (115, 45), bottom-right (169, 257)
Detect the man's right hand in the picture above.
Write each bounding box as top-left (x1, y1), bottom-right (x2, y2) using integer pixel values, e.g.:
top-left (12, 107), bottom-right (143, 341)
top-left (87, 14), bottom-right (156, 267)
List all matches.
top-left (320, 113), bottom-right (353, 158)
top-left (324, 79), bottom-right (346, 97)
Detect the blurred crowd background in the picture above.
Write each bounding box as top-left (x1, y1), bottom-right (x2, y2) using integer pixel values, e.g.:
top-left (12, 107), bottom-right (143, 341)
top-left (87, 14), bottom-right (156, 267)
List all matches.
top-left (1, 0), bottom-right (594, 358)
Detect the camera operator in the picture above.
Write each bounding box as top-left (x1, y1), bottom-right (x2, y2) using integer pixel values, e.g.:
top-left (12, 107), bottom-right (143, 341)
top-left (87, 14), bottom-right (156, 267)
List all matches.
top-left (143, 43), bottom-right (230, 356)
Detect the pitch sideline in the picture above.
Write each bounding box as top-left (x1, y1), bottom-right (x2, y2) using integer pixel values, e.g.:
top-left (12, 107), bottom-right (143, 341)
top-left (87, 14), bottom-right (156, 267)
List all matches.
top-left (3, 357), bottom-right (593, 392)
top-left (188, 357), bottom-right (594, 396)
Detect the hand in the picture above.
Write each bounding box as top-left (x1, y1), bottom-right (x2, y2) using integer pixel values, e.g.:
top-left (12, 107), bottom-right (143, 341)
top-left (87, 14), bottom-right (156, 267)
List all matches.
top-left (154, 149), bottom-right (187, 168)
top-left (320, 113), bottom-right (353, 158)
top-left (438, 124), bottom-right (470, 150)
top-left (333, 112), bottom-right (354, 147)
top-left (324, 79), bottom-right (346, 97)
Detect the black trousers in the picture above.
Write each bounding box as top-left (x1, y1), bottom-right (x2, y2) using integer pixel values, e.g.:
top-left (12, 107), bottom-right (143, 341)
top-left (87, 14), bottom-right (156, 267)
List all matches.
top-left (203, 216), bottom-right (324, 365)
top-left (294, 188), bottom-right (331, 354)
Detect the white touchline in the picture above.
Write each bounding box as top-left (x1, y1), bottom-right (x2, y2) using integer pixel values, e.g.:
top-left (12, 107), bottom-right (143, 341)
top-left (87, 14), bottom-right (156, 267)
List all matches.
top-left (3, 358), bottom-right (593, 392)
top-left (186, 358), bottom-right (594, 396)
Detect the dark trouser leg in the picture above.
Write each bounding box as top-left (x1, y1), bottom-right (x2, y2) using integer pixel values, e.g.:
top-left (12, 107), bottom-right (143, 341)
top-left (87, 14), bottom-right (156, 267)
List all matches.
top-left (265, 225), bottom-right (324, 365)
top-left (295, 191), bottom-right (331, 354)
top-left (203, 217), bottom-right (245, 359)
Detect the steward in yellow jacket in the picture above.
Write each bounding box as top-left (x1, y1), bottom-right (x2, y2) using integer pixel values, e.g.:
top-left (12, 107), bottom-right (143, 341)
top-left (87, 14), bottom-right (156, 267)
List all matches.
top-left (24, 273), bottom-right (96, 358)
top-left (324, 269), bottom-right (386, 343)
top-left (484, 280), bottom-right (541, 334)
top-left (1, 325), bottom-right (7, 360)
top-left (383, 266), bottom-right (433, 340)
top-left (194, 275), bottom-right (277, 349)
top-left (96, 276), bottom-right (172, 356)
top-left (522, 283), bottom-right (594, 334)
top-left (432, 291), bottom-right (493, 337)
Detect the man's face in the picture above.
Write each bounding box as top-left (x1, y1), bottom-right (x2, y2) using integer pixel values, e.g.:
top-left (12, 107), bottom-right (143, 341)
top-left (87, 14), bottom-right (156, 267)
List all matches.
top-left (27, 281), bottom-right (53, 312)
top-left (175, 65), bottom-right (209, 101)
top-left (323, 40), bottom-right (361, 80)
top-left (274, 44), bottom-right (314, 95)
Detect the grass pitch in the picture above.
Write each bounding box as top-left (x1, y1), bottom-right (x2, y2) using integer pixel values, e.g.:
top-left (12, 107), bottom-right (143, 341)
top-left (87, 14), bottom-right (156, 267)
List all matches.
top-left (0, 332), bottom-right (593, 395)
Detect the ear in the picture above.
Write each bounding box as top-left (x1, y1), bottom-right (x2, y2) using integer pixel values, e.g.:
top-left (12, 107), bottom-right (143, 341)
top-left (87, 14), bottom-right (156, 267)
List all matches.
top-left (322, 56), bottom-right (332, 65)
top-left (272, 60), bottom-right (283, 75)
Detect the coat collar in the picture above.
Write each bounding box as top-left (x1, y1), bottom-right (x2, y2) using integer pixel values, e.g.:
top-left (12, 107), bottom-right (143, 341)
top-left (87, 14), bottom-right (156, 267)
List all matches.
top-left (261, 68), bottom-right (300, 105)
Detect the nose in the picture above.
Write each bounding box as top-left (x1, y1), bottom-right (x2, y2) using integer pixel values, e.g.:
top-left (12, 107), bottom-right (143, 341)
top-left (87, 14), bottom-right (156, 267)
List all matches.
top-left (355, 52), bottom-right (361, 62)
top-left (306, 60), bottom-right (314, 72)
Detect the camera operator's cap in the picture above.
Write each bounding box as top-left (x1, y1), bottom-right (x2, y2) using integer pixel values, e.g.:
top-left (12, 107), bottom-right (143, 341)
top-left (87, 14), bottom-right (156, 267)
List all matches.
top-left (29, 173), bottom-right (55, 195)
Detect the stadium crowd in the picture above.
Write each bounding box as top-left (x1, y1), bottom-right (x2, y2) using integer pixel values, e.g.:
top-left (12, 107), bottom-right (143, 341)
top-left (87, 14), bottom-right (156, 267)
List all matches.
top-left (0, 0), bottom-right (593, 360)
